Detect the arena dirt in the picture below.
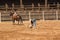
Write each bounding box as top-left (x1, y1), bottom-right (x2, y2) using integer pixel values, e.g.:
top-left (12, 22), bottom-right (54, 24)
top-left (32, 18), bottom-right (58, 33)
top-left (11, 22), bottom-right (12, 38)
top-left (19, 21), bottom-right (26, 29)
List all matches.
top-left (0, 20), bottom-right (60, 40)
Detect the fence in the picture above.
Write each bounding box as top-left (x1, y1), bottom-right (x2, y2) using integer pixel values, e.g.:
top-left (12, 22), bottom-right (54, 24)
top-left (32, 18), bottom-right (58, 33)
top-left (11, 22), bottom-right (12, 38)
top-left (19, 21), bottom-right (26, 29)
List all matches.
top-left (0, 12), bottom-right (1, 22)
top-left (28, 10), bottom-right (59, 21)
top-left (0, 10), bottom-right (60, 21)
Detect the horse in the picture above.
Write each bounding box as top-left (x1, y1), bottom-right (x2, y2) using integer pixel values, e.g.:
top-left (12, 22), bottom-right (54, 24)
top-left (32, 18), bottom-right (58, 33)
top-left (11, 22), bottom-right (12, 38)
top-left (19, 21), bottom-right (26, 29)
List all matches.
top-left (10, 12), bottom-right (23, 24)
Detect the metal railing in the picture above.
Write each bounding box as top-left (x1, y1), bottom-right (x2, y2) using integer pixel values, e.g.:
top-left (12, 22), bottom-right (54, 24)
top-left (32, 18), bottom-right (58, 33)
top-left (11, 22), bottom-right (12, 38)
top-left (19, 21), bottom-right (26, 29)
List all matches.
top-left (0, 10), bottom-right (60, 21)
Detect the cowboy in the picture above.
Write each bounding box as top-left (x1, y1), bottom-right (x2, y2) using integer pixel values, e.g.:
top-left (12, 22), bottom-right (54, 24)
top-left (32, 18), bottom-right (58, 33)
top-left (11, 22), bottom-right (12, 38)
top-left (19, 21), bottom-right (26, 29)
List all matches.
top-left (13, 11), bottom-right (18, 17)
top-left (30, 18), bottom-right (36, 28)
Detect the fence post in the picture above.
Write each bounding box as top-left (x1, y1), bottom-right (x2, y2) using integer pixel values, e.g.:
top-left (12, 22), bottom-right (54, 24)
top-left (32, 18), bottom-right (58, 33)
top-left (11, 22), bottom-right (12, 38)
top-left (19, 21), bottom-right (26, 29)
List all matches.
top-left (42, 11), bottom-right (45, 21)
top-left (29, 11), bottom-right (31, 21)
top-left (56, 10), bottom-right (58, 20)
top-left (5, 3), bottom-right (8, 13)
top-left (0, 12), bottom-right (1, 23)
top-left (12, 3), bottom-right (14, 11)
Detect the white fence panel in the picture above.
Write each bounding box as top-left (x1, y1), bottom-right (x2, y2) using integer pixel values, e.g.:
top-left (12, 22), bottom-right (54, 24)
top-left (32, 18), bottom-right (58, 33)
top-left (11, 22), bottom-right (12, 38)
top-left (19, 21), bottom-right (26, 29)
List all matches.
top-left (0, 12), bottom-right (1, 23)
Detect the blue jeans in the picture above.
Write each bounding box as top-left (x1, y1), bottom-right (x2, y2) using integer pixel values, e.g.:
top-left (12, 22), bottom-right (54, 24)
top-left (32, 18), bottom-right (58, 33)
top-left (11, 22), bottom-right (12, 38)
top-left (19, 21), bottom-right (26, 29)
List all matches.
top-left (33, 21), bottom-right (36, 28)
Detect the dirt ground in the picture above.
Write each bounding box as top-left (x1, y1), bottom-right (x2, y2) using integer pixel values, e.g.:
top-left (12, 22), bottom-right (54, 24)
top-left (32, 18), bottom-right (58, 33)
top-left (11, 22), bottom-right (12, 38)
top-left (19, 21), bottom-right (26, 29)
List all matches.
top-left (0, 20), bottom-right (60, 40)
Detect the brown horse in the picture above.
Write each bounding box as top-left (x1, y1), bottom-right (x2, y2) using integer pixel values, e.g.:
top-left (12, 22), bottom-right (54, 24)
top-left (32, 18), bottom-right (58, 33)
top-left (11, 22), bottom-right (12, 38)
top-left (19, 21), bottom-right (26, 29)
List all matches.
top-left (10, 12), bottom-right (23, 24)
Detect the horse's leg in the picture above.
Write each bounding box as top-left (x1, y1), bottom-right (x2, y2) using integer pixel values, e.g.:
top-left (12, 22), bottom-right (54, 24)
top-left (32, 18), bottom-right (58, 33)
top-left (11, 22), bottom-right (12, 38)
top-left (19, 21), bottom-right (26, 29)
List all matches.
top-left (18, 20), bottom-right (19, 24)
top-left (19, 16), bottom-right (23, 24)
top-left (16, 18), bottom-right (19, 24)
top-left (17, 19), bottom-right (19, 24)
top-left (21, 18), bottom-right (23, 24)
top-left (13, 19), bottom-right (15, 24)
